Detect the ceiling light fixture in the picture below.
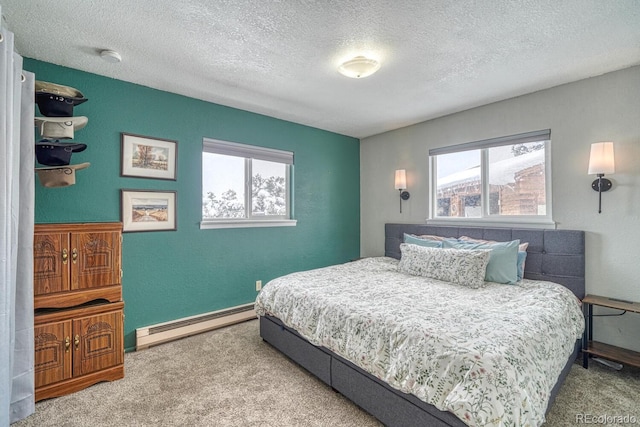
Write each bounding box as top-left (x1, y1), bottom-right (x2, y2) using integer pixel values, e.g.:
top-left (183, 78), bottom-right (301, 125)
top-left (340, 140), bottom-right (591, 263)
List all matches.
top-left (338, 56), bottom-right (380, 79)
top-left (100, 49), bottom-right (122, 63)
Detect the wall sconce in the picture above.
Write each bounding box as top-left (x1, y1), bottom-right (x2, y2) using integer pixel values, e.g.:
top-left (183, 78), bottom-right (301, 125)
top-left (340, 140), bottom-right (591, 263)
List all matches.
top-left (588, 142), bottom-right (615, 214)
top-left (394, 169), bottom-right (410, 213)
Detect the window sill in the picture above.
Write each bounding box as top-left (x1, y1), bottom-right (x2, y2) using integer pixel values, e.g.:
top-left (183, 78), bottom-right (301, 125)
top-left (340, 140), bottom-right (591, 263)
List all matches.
top-left (200, 219), bottom-right (297, 229)
top-left (426, 217), bottom-right (556, 230)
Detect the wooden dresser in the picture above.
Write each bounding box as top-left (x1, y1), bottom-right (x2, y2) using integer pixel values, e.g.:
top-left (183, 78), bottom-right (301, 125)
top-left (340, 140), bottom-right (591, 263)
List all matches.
top-left (33, 222), bottom-right (124, 401)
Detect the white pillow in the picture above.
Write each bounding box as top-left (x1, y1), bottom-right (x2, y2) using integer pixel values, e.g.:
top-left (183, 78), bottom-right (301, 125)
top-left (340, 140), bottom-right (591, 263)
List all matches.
top-left (442, 239), bottom-right (520, 285)
top-left (398, 243), bottom-right (490, 289)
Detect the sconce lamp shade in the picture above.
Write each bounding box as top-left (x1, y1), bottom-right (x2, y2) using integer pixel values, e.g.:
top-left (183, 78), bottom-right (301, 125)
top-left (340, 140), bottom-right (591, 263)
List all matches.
top-left (395, 169), bottom-right (407, 190)
top-left (588, 142), bottom-right (615, 175)
top-left (394, 169), bottom-right (410, 213)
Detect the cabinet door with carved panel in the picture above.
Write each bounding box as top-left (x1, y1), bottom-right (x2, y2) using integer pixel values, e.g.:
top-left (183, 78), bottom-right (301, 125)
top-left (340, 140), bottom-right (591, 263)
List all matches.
top-left (34, 232), bottom-right (70, 297)
top-left (73, 310), bottom-right (124, 376)
top-left (71, 230), bottom-right (121, 292)
top-left (34, 320), bottom-right (72, 388)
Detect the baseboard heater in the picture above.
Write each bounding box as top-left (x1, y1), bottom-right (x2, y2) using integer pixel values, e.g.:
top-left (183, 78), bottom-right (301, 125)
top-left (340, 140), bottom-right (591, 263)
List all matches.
top-left (136, 303), bottom-right (256, 351)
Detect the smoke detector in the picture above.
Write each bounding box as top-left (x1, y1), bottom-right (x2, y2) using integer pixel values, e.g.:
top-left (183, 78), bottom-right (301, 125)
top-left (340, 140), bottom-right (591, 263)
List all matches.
top-left (100, 49), bottom-right (122, 63)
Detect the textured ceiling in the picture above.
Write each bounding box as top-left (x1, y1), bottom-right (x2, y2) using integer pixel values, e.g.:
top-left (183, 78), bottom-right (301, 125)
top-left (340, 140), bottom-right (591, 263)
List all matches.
top-left (3, 0), bottom-right (640, 138)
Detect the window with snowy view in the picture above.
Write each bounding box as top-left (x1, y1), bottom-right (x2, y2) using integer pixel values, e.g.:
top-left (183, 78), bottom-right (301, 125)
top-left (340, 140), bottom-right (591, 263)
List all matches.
top-left (429, 130), bottom-right (551, 223)
top-left (201, 138), bottom-right (295, 228)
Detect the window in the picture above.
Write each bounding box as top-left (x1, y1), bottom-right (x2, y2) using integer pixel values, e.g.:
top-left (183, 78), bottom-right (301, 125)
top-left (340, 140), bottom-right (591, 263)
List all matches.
top-left (429, 130), bottom-right (552, 226)
top-left (201, 138), bottom-right (295, 229)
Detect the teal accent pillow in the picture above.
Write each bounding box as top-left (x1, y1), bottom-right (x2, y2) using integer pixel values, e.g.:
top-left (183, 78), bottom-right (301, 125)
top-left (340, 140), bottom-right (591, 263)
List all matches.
top-left (403, 233), bottom-right (443, 248)
top-left (442, 239), bottom-right (520, 284)
top-left (517, 251), bottom-right (527, 281)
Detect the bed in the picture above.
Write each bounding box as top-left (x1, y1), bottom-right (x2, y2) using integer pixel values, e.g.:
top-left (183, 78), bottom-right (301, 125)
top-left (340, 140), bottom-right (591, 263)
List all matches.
top-left (255, 224), bottom-right (585, 427)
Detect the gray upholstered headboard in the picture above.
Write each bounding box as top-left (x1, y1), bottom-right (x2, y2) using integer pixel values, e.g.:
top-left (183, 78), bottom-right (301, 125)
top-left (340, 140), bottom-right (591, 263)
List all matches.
top-left (385, 223), bottom-right (585, 299)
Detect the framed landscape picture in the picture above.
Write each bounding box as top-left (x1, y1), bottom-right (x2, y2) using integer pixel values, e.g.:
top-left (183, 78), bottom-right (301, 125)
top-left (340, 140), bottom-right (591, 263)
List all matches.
top-left (121, 133), bottom-right (177, 180)
top-left (121, 189), bottom-right (177, 232)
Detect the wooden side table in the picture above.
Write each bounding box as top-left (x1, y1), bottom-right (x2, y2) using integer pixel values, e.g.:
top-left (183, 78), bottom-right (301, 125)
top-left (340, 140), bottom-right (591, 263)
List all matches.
top-left (582, 294), bottom-right (640, 368)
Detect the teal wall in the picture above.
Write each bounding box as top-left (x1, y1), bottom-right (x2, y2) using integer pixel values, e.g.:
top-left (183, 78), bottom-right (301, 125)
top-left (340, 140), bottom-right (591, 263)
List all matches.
top-left (25, 59), bottom-right (360, 351)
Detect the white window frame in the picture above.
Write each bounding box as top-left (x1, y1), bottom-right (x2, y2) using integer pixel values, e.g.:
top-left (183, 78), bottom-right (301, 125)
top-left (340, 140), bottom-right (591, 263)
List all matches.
top-left (427, 130), bottom-right (555, 229)
top-left (201, 138), bottom-right (296, 229)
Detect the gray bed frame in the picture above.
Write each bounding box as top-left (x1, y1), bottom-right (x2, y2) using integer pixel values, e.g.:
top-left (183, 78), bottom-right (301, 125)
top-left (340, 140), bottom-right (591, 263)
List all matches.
top-left (260, 224), bottom-right (585, 426)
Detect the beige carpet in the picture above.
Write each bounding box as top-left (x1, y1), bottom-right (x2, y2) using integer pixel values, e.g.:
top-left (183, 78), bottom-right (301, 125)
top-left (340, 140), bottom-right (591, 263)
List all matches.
top-left (13, 319), bottom-right (640, 426)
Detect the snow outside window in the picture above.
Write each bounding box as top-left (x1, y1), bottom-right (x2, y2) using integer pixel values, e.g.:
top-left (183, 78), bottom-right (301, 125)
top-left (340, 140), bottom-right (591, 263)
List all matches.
top-left (428, 130), bottom-right (553, 227)
top-left (201, 138), bottom-right (296, 229)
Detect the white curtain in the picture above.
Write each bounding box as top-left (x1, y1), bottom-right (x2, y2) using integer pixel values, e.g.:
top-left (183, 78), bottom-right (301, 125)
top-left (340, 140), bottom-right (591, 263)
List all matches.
top-left (1, 7), bottom-right (36, 425)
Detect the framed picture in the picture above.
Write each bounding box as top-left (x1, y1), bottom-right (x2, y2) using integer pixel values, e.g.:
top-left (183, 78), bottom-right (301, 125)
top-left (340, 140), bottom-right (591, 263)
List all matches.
top-left (121, 133), bottom-right (177, 180)
top-left (121, 190), bottom-right (177, 232)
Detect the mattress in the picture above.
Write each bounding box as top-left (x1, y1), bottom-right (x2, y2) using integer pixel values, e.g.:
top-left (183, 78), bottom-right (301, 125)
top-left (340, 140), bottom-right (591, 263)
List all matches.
top-left (254, 257), bottom-right (585, 427)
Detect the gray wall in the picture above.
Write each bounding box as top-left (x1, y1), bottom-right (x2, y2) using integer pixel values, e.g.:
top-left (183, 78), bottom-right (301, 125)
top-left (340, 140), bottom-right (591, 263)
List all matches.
top-left (360, 65), bottom-right (640, 352)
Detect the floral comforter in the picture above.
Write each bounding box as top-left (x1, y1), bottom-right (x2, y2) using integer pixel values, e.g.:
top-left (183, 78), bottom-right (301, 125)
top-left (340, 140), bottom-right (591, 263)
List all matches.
top-left (254, 257), bottom-right (585, 427)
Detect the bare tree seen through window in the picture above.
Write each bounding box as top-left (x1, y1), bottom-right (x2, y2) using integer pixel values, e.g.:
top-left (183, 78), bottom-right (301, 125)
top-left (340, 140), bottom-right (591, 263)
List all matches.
top-left (203, 173), bottom-right (286, 219)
